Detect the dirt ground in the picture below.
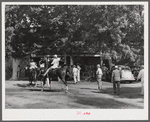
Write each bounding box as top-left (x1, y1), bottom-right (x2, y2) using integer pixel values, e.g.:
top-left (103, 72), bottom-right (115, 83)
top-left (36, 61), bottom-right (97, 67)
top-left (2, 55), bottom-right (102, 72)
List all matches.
top-left (5, 80), bottom-right (144, 109)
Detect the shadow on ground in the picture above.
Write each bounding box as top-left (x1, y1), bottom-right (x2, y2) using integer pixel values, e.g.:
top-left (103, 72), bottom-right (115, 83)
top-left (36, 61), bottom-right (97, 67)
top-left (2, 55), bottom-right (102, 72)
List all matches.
top-left (31, 88), bottom-right (65, 92)
top-left (92, 87), bottom-right (144, 99)
top-left (15, 83), bottom-right (35, 88)
top-left (80, 88), bottom-right (97, 90)
top-left (74, 95), bottom-right (143, 109)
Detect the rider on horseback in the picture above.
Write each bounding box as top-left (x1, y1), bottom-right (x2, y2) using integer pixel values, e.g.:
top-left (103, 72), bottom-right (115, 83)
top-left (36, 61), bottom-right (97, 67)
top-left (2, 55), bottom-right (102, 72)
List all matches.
top-left (37, 57), bottom-right (46, 77)
top-left (43, 54), bottom-right (61, 77)
top-left (29, 59), bottom-right (38, 70)
top-left (39, 57), bottom-right (45, 68)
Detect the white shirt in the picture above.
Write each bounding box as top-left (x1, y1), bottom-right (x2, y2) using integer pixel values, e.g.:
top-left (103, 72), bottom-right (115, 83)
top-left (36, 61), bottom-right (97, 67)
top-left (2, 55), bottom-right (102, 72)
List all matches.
top-left (96, 68), bottom-right (103, 75)
top-left (73, 67), bottom-right (78, 75)
top-left (51, 57), bottom-right (61, 68)
top-left (77, 65), bottom-right (81, 71)
top-left (30, 62), bottom-right (37, 69)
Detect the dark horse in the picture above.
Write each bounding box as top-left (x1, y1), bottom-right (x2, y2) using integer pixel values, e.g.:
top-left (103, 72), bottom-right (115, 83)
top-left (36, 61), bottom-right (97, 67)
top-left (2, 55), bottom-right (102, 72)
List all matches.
top-left (28, 68), bottom-right (37, 85)
top-left (41, 64), bottom-right (71, 93)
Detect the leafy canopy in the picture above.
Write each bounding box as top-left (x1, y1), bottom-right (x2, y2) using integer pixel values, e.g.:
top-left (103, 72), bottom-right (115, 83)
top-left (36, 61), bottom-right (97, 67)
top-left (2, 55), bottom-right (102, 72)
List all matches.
top-left (5, 5), bottom-right (144, 64)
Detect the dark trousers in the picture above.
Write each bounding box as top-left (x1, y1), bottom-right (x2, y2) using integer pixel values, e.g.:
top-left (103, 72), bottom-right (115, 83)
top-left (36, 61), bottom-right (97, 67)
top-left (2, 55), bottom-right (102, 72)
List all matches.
top-left (113, 81), bottom-right (120, 94)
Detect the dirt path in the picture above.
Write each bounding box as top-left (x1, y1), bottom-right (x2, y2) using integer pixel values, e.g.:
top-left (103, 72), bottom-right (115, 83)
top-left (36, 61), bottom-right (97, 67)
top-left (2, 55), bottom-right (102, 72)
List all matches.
top-left (5, 80), bottom-right (144, 109)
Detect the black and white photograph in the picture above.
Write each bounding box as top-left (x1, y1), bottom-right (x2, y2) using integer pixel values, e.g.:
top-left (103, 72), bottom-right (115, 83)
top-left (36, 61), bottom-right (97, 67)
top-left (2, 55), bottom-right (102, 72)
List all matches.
top-left (2, 1), bottom-right (149, 120)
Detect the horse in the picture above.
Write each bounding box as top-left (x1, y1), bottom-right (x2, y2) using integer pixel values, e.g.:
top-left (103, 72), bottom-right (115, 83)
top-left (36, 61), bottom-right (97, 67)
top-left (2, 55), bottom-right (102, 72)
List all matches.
top-left (28, 68), bottom-right (37, 85)
top-left (41, 64), bottom-right (71, 93)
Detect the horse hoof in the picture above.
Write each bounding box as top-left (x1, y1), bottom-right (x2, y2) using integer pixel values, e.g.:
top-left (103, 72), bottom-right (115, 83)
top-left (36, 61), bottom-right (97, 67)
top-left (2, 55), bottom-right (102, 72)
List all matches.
top-left (41, 89), bottom-right (43, 92)
top-left (65, 90), bottom-right (68, 93)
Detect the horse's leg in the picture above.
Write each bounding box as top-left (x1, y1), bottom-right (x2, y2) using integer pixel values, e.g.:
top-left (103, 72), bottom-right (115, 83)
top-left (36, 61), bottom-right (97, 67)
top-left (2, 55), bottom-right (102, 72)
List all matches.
top-left (34, 71), bottom-right (38, 87)
top-left (46, 77), bottom-right (49, 87)
top-left (47, 76), bottom-right (52, 90)
top-left (29, 78), bottom-right (32, 86)
top-left (49, 78), bottom-right (52, 90)
top-left (58, 77), bottom-right (63, 90)
top-left (60, 77), bottom-right (68, 93)
top-left (41, 76), bottom-right (46, 91)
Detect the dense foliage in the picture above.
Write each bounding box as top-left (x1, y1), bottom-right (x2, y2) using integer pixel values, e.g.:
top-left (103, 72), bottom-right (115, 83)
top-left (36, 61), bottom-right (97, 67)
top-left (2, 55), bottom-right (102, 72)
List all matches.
top-left (5, 5), bottom-right (144, 65)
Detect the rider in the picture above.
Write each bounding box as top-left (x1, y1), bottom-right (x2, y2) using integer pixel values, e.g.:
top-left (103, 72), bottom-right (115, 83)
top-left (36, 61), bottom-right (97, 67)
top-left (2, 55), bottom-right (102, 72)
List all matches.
top-left (38, 57), bottom-right (46, 76)
top-left (39, 57), bottom-right (45, 68)
top-left (43, 54), bottom-right (61, 77)
top-left (29, 59), bottom-right (38, 70)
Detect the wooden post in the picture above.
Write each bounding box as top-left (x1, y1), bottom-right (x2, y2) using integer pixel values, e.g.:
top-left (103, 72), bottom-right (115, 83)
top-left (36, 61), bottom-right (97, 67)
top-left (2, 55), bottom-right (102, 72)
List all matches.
top-left (64, 53), bottom-right (67, 64)
top-left (70, 56), bottom-right (73, 65)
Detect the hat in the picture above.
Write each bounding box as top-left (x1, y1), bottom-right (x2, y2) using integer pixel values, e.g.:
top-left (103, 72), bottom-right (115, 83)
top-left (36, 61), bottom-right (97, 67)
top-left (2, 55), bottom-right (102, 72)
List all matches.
top-left (97, 64), bottom-right (100, 68)
top-left (54, 54), bottom-right (57, 58)
top-left (115, 65), bottom-right (118, 69)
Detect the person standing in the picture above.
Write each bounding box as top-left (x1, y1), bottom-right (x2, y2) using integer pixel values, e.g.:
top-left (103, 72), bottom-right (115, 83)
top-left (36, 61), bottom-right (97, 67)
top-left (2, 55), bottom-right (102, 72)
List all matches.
top-left (73, 65), bottom-right (78, 84)
top-left (137, 65), bottom-right (144, 95)
top-left (101, 64), bottom-right (108, 81)
top-left (111, 65), bottom-right (122, 95)
top-left (77, 64), bottom-right (81, 82)
top-left (96, 64), bottom-right (103, 90)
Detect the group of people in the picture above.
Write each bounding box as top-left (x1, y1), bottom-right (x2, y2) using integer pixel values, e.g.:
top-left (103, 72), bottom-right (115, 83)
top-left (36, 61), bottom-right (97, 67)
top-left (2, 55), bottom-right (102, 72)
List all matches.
top-left (27, 55), bottom-right (144, 95)
top-left (27, 54), bottom-right (62, 78)
top-left (72, 64), bottom-right (81, 84)
top-left (28, 54), bottom-right (82, 84)
top-left (96, 64), bottom-right (144, 95)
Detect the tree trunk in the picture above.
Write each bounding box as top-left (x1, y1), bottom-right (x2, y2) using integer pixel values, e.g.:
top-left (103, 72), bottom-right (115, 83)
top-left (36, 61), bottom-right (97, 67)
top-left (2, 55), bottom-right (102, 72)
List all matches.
top-left (10, 58), bottom-right (20, 80)
top-left (70, 56), bottom-right (73, 65)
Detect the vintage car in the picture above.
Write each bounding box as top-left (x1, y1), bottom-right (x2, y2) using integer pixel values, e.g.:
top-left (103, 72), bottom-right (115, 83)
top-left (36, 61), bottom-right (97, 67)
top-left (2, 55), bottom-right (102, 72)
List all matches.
top-left (106, 65), bottom-right (135, 83)
top-left (129, 65), bottom-right (140, 80)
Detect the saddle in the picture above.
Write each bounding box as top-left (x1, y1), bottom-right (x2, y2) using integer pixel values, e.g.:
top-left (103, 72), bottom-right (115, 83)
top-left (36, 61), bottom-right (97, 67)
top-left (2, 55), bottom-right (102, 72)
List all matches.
top-left (51, 68), bottom-right (57, 72)
top-left (47, 68), bottom-right (58, 76)
top-left (30, 68), bottom-right (36, 72)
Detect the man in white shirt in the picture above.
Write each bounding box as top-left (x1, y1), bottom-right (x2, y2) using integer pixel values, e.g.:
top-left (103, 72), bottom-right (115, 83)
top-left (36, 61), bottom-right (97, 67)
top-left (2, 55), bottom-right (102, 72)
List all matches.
top-left (73, 65), bottom-right (78, 84)
top-left (43, 54), bottom-right (61, 76)
top-left (96, 64), bottom-right (103, 90)
top-left (137, 65), bottom-right (144, 95)
top-left (29, 59), bottom-right (38, 69)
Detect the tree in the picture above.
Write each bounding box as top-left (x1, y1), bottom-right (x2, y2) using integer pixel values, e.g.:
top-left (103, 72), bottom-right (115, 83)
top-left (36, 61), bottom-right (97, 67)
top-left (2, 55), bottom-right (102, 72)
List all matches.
top-left (5, 5), bottom-right (144, 80)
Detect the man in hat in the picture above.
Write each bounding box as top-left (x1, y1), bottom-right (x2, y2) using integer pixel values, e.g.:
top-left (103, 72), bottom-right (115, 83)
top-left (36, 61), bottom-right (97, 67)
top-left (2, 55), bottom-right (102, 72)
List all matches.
top-left (43, 54), bottom-right (61, 76)
top-left (111, 65), bottom-right (122, 95)
top-left (96, 64), bottom-right (103, 90)
top-left (137, 65), bottom-right (144, 95)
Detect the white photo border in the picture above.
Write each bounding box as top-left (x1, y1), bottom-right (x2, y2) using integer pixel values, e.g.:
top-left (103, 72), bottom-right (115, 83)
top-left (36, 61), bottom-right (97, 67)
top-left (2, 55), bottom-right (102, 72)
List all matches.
top-left (2, 1), bottom-right (149, 120)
